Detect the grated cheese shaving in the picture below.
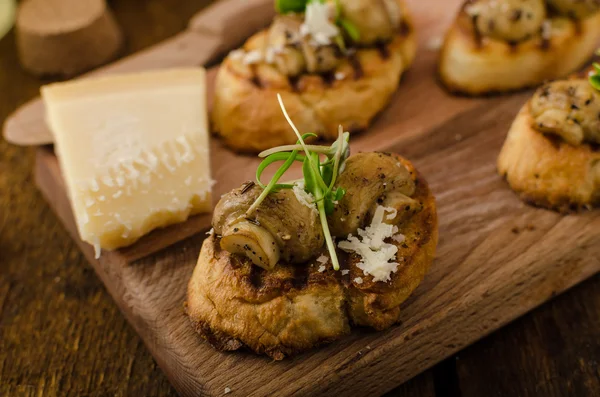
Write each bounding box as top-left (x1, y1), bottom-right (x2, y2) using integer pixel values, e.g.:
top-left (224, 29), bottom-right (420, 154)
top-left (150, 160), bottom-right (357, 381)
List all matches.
top-left (341, 269), bottom-right (350, 275)
top-left (229, 49), bottom-right (245, 60)
top-left (541, 20), bottom-right (552, 41)
top-left (265, 47), bottom-right (276, 64)
top-left (243, 50), bottom-right (263, 65)
top-left (338, 206), bottom-right (401, 283)
top-left (293, 183), bottom-right (318, 215)
top-left (93, 241), bottom-right (101, 259)
top-left (426, 36), bottom-right (443, 51)
top-left (392, 233), bottom-right (405, 243)
top-left (354, 277), bottom-right (363, 284)
top-left (302, 2), bottom-right (339, 46)
top-left (464, 3), bottom-right (484, 17)
top-left (318, 265), bottom-right (326, 273)
top-left (317, 254), bottom-right (328, 264)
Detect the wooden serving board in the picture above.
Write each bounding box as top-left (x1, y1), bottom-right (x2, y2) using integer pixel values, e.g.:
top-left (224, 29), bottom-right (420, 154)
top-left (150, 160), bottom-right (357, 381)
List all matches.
top-left (8, 0), bottom-right (600, 396)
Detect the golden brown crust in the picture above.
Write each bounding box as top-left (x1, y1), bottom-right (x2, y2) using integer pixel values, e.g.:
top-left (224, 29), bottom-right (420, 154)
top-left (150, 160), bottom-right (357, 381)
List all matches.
top-left (439, 6), bottom-right (600, 96)
top-left (497, 102), bottom-right (600, 212)
top-left (186, 154), bottom-right (438, 358)
top-left (211, 0), bottom-right (416, 153)
top-left (345, 156), bottom-right (438, 330)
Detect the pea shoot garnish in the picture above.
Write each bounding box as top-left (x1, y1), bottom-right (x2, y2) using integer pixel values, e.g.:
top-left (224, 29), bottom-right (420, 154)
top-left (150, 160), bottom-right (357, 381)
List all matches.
top-left (275, 0), bottom-right (361, 45)
top-left (245, 94), bottom-right (350, 270)
top-left (590, 50), bottom-right (600, 91)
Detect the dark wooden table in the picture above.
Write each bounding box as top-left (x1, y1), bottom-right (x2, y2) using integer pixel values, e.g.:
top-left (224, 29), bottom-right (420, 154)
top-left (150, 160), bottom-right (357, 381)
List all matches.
top-left (1, 1), bottom-right (599, 396)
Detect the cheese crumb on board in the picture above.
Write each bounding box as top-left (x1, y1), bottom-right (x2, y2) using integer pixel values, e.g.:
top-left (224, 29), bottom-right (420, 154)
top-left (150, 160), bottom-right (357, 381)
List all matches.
top-left (42, 68), bottom-right (212, 255)
top-left (338, 206), bottom-right (400, 282)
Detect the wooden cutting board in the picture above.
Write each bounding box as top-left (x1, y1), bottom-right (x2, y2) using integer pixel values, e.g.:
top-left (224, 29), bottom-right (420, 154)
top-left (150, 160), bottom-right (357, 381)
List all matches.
top-left (7, 0), bottom-right (600, 396)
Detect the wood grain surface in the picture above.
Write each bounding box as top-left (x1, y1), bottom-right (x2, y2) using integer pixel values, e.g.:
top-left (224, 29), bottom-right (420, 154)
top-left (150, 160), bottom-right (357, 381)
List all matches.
top-left (1, 1), bottom-right (600, 397)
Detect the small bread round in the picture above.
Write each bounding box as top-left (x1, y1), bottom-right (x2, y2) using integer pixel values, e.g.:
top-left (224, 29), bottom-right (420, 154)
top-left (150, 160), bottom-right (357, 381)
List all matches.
top-left (497, 102), bottom-right (600, 212)
top-left (211, 0), bottom-right (416, 153)
top-left (439, 8), bottom-right (600, 95)
top-left (186, 154), bottom-right (438, 359)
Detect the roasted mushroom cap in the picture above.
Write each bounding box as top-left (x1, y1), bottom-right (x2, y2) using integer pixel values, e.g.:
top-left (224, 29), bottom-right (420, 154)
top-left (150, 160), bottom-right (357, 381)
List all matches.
top-left (546, 0), bottom-right (600, 19)
top-left (268, 14), bottom-right (342, 75)
top-left (212, 183), bottom-right (324, 269)
top-left (338, 0), bottom-right (402, 44)
top-left (468, 0), bottom-right (546, 43)
top-left (268, 15), bottom-right (307, 77)
top-left (530, 80), bottom-right (600, 146)
top-left (328, 152), bottom-right (421, 237)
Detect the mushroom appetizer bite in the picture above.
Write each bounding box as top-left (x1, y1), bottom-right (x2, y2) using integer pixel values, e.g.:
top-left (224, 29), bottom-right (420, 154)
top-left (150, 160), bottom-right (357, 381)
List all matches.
top-left (186, 97), bottom-right (438, 359)
top-left (211, 0), bottom-right (416, 153)
top-left (498, 63), bottom-right (600, 211)
top-left (439, 0), bottom-right (600, 95)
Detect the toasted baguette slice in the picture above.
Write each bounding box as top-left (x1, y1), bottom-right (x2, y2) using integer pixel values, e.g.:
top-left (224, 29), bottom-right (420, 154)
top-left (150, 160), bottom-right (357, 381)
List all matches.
top-left (186, 154), bottom-right (438, 360)
top-left (439, 7), bottom-right (600, 96)
top-left (211, 0), bottom-right (416, 153)
top-left (498, 102), bottom-right (600, 212)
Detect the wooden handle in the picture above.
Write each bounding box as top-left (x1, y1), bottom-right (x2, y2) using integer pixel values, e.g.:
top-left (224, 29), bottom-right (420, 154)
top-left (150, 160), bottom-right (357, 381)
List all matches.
top-left (189, 0), bottom-right (275, 55)
top-left (4, 0), bottom-right (276, 147)
top-left (16, 0), bottom-right (123, 77)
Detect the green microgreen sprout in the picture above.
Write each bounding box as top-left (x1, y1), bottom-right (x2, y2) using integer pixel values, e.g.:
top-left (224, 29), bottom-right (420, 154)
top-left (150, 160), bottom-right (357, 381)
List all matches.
top-left (275, 0), bottom-right (309, 13)
top-left (274, 0), bottom-right (360, 47)
top-left (245, 93), bottom-right (350, 271)
top-left (590, 49), bottom-right (600, 91)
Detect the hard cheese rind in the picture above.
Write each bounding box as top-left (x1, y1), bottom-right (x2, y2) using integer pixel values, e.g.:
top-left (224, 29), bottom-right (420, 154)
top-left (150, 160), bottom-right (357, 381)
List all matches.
top-left (42, 68), bottom-right (212, 255)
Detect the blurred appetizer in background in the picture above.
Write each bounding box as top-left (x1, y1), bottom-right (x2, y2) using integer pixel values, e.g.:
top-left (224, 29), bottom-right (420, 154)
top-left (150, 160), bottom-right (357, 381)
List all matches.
top-left (439, 0), bottom-right (600, 95)
top-left (498, 60), bottom-right (600, 211)
top-left (212, 0), bottom-right (416, 153)
top-left (187, 96), bottom-right (438, 359)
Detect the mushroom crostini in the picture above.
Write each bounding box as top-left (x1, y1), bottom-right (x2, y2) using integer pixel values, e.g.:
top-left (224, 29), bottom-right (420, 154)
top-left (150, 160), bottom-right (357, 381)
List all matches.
top-left (211, 0), bottom-right (416, 153)
top-left (439, 0), bottom-right (600, 95)
top-left (186, 97), bottom-right (438, 359)
top-left (498, 66), bottom-right (600, 211)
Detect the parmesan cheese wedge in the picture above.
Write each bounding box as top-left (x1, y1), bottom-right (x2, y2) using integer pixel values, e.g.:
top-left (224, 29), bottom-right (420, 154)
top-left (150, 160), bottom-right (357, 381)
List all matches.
top-left (41, 68), bottom-right (213, 257)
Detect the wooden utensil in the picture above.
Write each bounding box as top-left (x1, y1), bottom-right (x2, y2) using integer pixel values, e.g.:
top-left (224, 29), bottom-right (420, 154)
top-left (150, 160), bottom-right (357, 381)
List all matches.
top-left (3, 0), bottom-right (275, 146)
top-left (16, 0), bottom-right (123, 77)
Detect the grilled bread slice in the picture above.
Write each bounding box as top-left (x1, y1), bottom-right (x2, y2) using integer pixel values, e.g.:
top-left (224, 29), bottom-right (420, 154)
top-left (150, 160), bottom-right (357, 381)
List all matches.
top-left (211, 0), bottom-right (416, 153)
top-left (186, 154), bottom-right (437, 359)
top-left (439, 2), bottom-right (600, 95)
top-left (498, 100), bottom-right (600, 212)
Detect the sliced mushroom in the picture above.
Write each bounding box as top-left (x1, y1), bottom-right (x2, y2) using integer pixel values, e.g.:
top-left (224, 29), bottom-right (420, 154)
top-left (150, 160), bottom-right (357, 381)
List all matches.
top-left (338, 0), bottom-right (402, 44)
top-left (530, 80), bottom-right (600, 146)
top-left (269, 15), bottom-right (307, 76)
top-left (328, 152), bottom-right (419, 237)
top-left (378, 190), bottom-right (423, 225)
top-left (268, 11), bottom-right (342, 75)
top-left (467, 0), bottom-right (546, 43)
top-left (220, 221), bottom-right (280, 270)
top-left (301, 42), bottom-right (340, 73)
top-left (546, 0), bottom-right (600, 19)
top-left (213, 183), bottom-right (324, 267)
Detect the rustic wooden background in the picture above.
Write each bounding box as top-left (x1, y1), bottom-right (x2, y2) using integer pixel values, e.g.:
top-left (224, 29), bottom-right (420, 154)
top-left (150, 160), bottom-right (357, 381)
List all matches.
top-left (1, 0), bottom-right (599, 396)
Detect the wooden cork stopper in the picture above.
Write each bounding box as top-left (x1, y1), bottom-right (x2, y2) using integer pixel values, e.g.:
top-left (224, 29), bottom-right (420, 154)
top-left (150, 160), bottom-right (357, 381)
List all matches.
top-left (16, 0), bottom-right (123, 77)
